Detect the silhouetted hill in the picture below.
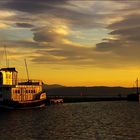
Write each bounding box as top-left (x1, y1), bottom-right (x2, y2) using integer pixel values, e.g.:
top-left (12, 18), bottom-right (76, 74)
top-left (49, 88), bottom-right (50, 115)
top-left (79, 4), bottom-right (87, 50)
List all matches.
top-left (43, 84), bottom-right (64, 90)
top-left (44, 86), bottom-right (136, 97)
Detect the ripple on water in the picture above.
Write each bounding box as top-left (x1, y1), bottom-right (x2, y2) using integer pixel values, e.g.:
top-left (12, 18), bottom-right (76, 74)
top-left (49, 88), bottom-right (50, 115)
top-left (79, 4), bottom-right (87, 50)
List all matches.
top-left (0, 101), bottom-right (140, 140)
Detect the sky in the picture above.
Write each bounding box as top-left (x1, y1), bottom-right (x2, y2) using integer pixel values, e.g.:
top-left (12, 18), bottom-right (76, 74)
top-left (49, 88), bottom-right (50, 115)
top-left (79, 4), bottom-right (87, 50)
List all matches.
top-left (0, 0), bottom-right (140, 87)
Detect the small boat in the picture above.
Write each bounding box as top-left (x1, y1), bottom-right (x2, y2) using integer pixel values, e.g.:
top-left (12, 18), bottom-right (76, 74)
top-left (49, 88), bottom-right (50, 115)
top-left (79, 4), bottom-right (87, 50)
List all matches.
top-left (0, 66), bottom-right (47, 109)
top-left (127, 78), bottom-right (140, 101)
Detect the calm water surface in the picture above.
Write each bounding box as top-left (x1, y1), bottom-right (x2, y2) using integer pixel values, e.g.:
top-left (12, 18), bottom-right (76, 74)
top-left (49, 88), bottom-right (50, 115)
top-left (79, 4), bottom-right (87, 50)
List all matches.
top-left (0, 101), bottom-right (140, 140)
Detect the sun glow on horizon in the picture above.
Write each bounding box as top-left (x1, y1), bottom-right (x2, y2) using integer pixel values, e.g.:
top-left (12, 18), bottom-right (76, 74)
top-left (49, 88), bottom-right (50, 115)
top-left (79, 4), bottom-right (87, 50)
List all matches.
top-left (0, 0), bottom-right (139, 87)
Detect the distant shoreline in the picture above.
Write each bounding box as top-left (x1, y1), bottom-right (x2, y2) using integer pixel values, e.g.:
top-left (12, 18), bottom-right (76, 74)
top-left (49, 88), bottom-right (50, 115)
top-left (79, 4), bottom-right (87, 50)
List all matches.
top-left (45, 86), bottom-right (135, 97)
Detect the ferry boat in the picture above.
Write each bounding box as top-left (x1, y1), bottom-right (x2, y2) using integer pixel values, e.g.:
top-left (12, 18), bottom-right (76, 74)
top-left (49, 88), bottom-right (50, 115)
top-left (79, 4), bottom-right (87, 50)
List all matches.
top-left (0, 67), bottom-right (47, 109)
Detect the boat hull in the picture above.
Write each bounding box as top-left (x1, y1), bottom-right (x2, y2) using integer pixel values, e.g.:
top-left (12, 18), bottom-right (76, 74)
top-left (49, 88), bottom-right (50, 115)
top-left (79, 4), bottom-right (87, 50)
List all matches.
top-left (0, 99), bottom-right (46, 109)
top-left (127, 94), bottom-right (140, 101)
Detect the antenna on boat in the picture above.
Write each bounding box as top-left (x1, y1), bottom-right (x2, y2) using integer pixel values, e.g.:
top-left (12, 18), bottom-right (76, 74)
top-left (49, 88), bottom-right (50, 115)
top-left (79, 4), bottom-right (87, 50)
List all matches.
top-left (24, 59), bottom-right (30, 82)
top-left (4, 45), bottom-right (9, 67)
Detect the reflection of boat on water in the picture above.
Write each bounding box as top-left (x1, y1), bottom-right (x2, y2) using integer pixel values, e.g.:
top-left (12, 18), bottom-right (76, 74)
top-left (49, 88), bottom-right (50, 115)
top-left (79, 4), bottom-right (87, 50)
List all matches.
top-left (127, 78), bottom-right (140, 101)
top-left (0, 67), bottom-right (47, 109)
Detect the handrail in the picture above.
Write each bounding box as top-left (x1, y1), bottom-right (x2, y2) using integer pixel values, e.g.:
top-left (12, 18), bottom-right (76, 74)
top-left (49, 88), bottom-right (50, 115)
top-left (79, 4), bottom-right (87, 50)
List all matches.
top-left (17, 79), bottom-right (43, 85)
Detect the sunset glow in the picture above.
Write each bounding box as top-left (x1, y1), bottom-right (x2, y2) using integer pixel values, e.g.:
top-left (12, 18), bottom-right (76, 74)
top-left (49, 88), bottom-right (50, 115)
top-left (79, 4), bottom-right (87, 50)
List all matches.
top-left (0, 0), bottom-right (140, 87)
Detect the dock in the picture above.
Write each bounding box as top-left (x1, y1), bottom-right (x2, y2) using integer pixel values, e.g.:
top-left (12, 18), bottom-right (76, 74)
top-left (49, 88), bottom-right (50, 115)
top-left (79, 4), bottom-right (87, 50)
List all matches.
top-left (46, 96), bottom-right (127, 104)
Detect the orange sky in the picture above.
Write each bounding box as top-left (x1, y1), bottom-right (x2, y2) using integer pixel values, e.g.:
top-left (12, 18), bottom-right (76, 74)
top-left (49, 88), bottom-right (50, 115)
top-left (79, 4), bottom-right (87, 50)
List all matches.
top-left (0, 0), bottom-right (140, 87)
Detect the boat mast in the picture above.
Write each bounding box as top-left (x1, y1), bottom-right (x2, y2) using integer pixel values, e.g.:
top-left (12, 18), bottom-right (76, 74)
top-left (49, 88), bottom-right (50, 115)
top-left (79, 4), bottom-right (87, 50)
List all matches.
top-left (24, 59), bottom-right (30, 81)
top-left (4, 45), bottom-right (9, 67)
top-left (136, 78), bottom-right (139, 94)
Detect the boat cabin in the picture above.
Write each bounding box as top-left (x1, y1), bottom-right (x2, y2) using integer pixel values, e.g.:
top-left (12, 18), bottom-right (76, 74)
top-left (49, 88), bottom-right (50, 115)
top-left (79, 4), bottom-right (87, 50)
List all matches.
top-left (0, 67), bottom-right (18, 85)
top-left (0, 67), bottom-right (44, 102)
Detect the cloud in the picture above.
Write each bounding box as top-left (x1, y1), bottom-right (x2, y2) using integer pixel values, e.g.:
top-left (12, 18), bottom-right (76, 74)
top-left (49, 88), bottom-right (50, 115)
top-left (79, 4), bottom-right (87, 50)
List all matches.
top-left (15, 23), bottom-right (34, 28)
top-left (33, 30), bottom-right (54, 42)
top-left (107, 14), bottom-right (140, 43)
top-left (110, 26), bottom-right (140, 42)
top-left (0, 23), bottom-right (9, 29)
top-left (31, 44), bottom-right (95, 65)
top-left (33, 26), bottom-right (68, 43)
top-left (0, 40), bottom-right (40, 51)
top-left (1, 0), bottom-right (119, 29)
top-left (0, 10), bottom-right (16, 19)
top-left (0, 0), bottom-right (140, 69)
top-left (2, 0), bottom-right (69, 13)
top-left (108, 14), bottom-right (140, 29)
top-left (95, 6), bottom-right (140, 67)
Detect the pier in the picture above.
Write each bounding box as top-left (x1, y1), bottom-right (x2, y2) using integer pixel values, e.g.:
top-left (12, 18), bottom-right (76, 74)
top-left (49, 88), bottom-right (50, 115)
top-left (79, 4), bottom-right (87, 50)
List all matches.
top-left (47, 96), bottom-right (127, 104)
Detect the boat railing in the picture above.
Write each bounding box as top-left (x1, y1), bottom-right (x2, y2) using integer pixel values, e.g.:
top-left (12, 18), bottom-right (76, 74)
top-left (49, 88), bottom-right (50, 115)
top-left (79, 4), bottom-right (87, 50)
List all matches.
top-left (17, 79), bottom-right (43, 86)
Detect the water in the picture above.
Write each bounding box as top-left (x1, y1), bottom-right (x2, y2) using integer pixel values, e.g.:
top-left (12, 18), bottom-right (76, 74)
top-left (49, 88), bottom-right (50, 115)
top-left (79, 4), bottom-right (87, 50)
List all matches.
top-left (0, 101), bottom-right (140, 140)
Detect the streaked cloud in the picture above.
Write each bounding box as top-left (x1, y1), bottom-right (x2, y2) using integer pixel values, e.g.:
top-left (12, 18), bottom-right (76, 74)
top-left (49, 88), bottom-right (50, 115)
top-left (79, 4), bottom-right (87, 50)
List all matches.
top-left (0, 23), bottom-right (9, 29)
top-left (15, 23), bottom-right (34, 28)
top-left (0, 0), bottom-right (139, 69)
top-left (95, 2), bottom-right (140, 68)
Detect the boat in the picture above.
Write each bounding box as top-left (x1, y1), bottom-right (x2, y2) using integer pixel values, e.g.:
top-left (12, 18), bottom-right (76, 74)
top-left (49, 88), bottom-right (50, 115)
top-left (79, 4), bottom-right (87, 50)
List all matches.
top-left (127, 78), bottom-right (140, 101)
top-left (0, 66), bottom-right (47, 109)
